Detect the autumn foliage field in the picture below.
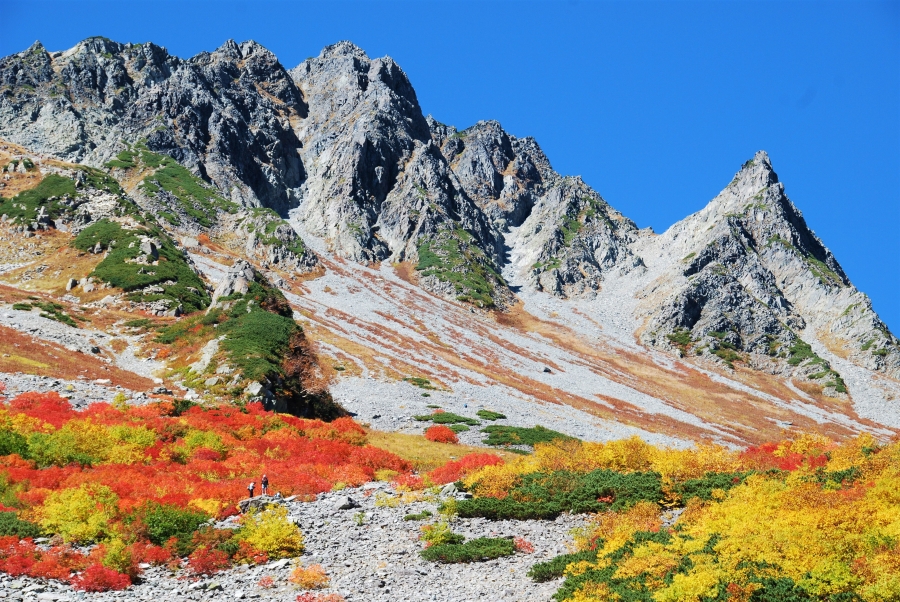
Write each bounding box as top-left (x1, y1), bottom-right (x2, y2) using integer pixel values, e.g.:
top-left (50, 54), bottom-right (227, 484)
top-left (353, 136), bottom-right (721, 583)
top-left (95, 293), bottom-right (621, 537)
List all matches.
top-left (0, 388), bottom-right (897, 600)
top-left (0, 390), bottom-right (431, 590)
top-left (461, 434), bottom-right (900, 601)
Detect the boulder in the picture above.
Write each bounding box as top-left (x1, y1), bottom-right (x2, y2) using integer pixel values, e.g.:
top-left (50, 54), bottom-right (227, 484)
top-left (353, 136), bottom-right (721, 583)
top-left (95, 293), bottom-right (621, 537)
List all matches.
top-left (208, 260), bottom-right (255, 311)
top-left (332, 495), bottom-right (358, 510)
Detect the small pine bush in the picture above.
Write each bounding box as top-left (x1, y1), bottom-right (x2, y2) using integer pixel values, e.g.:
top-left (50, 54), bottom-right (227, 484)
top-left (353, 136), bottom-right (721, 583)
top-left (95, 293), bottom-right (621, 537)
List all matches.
top-left (476, 410), bottom-right (506, 421)
top-left (0, 512), bottom-right (41, 538)
top-left (420, 537), bottom-right (515, 563)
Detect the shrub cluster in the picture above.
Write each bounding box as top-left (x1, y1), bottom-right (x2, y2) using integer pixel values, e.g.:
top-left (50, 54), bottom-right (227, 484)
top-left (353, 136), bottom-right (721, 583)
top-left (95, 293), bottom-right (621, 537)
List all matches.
top-left (484, 434), bottom-right (900, 602)
top-left (0, 392), bottom-right (414, 589)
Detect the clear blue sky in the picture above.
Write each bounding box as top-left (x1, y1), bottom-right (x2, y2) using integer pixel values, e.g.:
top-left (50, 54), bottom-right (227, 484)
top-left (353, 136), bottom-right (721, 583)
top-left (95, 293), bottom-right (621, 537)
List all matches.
top-left (2, 0), bottom-right (898, 331)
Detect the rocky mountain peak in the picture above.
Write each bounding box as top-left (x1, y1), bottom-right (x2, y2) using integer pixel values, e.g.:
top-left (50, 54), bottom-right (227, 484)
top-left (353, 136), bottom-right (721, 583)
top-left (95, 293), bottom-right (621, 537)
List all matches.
top-left (320, 40), bottom-right (369, 59)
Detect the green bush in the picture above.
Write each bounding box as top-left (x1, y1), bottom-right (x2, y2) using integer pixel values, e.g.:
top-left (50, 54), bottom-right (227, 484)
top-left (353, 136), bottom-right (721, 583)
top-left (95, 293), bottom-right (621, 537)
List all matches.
top-left (0, 174), bottom-right (76, 223)
top-left (0, 429), bottom-right (29, 458)
top-left (416, 227), bottom-right (503, 308)
top-left (528, 549), bottom-right (599, 582)
top-left (476, 410), bottom-right (506, 421)
top-left (139, 502), bottom-right (209, 551)
top-left (481, 425), bottom-right (572, 448)
top-left (136, 149), bottom-right (236, 227)
top-left (220, 308), bottom-right (299, 382)
top-left (673, 472), bottom-right (751, 502)
top-left (421, 537), bottom-right (515, 563)
top-left (449, 424), bottom-right (470, 433)
top-left (0, 512), bottom-right (43, 538)
top-left (403, 510), bottom-right (433, 521)
top-left (414, 412), bottom-right (480, 426)
top-left (459, 469), bottom-right (664, 520)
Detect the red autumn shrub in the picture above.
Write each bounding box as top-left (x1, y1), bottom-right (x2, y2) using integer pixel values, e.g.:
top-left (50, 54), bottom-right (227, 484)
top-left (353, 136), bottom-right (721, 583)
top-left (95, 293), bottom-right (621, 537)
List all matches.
top-left (427, 453), bottom-right (504, 485)
top-left (424, 425), bottom-right (458, 444)
top-left (232, 540), bottom-right (268, 565)
top-left (191, 447), bottom-right (224, 462)
top-left (391, 473), bottom-right (424, 490)
top-left (128, 542), bottom-right (171, 566)
top-left (514, 537), bottom-right (535, 554)
top-left (71, 564), bottom-right (132, 592)
top-left (187, 546), bottom-right (230, 575)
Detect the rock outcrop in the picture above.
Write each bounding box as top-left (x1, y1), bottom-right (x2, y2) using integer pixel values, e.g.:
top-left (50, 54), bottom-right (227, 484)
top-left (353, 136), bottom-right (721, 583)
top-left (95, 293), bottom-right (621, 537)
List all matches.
top-left (0, 37), bottom-right (305, 211)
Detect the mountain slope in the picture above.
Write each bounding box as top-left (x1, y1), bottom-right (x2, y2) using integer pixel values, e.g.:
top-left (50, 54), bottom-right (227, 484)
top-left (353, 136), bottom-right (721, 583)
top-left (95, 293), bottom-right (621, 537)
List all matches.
top-left (0, 37), bottom-right (897, 443)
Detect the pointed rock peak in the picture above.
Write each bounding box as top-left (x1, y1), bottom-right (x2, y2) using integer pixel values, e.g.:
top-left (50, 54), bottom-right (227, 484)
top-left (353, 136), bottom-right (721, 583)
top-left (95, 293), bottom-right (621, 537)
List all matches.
top-left (731, 150), bottom-right (779, 189)
top-left (214, 39), bottom-right (243, 59)
top-left (76, 36), bottom-right (123, 57)
top-left (238, 40), bottom-right (273, 59)
top-left (320, 40), bottom-right (369, 60)
top-left (24, 40), bottom-right (46, 54)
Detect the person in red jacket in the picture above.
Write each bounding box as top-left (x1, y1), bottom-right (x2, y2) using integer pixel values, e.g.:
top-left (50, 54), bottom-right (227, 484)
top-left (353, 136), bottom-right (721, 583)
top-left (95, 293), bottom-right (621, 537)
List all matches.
top-left (261, 474), bottom-right (269, 496)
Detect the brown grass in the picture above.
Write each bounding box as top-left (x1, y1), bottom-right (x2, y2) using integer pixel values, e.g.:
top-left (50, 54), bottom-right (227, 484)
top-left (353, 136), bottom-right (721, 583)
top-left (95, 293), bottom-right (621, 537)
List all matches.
top-left (365, 429), bottom-right (518, 473)
top-left (0, 325), bottom-right (157, 391)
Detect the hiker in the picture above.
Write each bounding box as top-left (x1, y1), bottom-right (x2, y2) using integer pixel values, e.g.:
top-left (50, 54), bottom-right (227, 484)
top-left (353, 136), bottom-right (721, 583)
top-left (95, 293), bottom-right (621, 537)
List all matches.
top-left (247, 481), bottom-right (255, 498)
top-left (261, 474), bottom-right (269, 496)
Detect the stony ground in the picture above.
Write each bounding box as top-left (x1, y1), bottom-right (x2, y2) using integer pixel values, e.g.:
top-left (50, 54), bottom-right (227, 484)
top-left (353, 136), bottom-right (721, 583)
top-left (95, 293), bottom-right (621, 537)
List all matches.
top-left (0, 485), bottom-right (588, 602)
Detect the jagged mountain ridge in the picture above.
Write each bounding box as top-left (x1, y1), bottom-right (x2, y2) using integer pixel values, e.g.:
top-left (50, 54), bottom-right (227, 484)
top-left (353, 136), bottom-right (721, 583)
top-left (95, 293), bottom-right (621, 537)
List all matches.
top-left (0, 37), bottom-right (897, 385)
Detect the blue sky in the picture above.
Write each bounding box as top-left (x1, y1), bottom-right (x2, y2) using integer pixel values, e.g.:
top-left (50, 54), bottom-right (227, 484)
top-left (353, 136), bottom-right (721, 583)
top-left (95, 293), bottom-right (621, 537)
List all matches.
top-left (2, 0), bottom-right (898, 330)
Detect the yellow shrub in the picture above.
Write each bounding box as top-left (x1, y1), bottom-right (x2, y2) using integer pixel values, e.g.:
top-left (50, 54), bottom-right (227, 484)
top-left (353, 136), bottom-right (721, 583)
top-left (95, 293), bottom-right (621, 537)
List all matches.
top-left (189, 498), bottom-right (228, 517)
top-left (39, 483), bottom-right (119, 543)
top-left (289, 563), bottom-right (330, 589)
top-left (237, 505), bottom-right (304, 559)
top-left (101, 538), bottom-right (134, 575)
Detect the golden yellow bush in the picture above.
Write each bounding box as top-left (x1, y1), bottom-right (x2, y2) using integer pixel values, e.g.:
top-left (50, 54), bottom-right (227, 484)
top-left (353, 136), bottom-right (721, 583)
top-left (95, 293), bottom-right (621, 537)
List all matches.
top-left (38, 483), bottom-right (119, 543)
top-left (289, 563), bottom-right (330, 589)
top-left (237, 505), bottom-right (304, 559)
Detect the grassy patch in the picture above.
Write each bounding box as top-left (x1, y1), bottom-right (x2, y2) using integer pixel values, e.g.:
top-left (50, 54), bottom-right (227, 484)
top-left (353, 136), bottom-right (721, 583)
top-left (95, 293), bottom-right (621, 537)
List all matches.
top-left (448, 424), bottom-right (470, 433)
top-left (414, 412), bottom-right (480, 426)
top-left (403, 510), bottom-right (433, 521)
top-left (110, 144), bottom-right (237, 228)
top-left (404, 376), bottom-right (436, 390)
top-left (0, 174), bottom-right (76, 224)
top-left (476, 410), bottom-right (506, 421)
top-left (786, 338), bottom-right (826, 367)
top-left (416, 227), bottom-right (502, 308)
top-left (481, 425), bottom-right (573, 448)
top-left (420, 536), bottom-right (515, 563)
top-left (666, 328), bottom-right (693, 349)
top-left (806, 256), bottom-right (843, 287)
top-left (73, 219), bottom-right (209, 312)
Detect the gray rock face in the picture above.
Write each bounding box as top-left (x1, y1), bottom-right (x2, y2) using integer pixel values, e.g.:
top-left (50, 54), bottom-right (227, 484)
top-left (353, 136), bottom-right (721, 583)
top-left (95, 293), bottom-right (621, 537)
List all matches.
top-left (0, 38), bottom-right (305, 211)
top-left (431, 118), bottom-right (642, 299)
top-left (639, 152), bottom-right (899, 380)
